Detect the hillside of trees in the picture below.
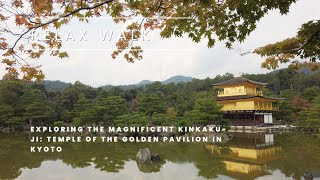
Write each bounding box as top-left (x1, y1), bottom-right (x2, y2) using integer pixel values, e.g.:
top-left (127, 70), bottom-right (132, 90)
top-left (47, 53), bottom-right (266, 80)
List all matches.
top-left (0, 68), bottom-right (319, 131)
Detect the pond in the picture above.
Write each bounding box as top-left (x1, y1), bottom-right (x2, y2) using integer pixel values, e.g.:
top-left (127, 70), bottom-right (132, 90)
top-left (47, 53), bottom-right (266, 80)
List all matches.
top-left (0, 133), bottom-right (319, 180)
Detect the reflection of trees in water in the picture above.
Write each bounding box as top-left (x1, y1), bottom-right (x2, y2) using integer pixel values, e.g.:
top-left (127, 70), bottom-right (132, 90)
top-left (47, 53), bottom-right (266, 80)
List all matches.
top-left (0, 134), bottom-right (47, 180)
top-left (1, 133), bottom-right (319, 180)
top-left (146, 143), bottom-right (225, 179)
top-left (265, 133), bottom-right (320, 179)
top-left (0, 134), bottom-right (225, 179)
top-left (136, 160), bottom-right (165, 173)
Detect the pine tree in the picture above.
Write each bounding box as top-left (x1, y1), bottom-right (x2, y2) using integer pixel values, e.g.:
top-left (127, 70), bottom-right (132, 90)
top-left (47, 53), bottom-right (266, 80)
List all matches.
top-left (301, 95), bottom-right (320, 129)
top-left (18, 89), bottom-right (55, 126)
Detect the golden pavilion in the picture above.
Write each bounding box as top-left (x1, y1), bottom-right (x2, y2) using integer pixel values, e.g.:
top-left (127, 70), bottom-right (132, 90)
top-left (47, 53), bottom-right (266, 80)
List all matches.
top-left (212, 77), bottom-right (283, 125)
top-left (206, 133), bottom-right (281, 180)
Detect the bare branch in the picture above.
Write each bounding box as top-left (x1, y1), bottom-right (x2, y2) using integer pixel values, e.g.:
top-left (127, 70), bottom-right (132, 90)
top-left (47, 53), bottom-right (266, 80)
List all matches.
top-left (231, 47), bottom-right (253, 56)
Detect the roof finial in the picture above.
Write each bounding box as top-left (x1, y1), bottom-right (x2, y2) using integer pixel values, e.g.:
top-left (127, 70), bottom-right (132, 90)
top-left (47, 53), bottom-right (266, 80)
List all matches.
top-left (235, 72), bottom-right (243, 78)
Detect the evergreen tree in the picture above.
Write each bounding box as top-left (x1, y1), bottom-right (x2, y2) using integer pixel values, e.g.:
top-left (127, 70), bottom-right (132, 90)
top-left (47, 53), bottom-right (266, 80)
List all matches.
top-left (114, 113), bottom-right (148, 127)
top-left (17, 89), bottom-right (55, 126)
top-left (138, 94), bottom-right (165, 121)
top-left (183, 97), bottom-right (225, 126)
top-left (95, 96), bottom-right (128, 125)
top-left (300, 95), bottom-right (320, 129)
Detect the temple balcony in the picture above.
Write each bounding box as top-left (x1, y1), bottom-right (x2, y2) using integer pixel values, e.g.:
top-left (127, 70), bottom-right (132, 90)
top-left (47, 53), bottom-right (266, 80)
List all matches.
top-left (220, 105), bottom-right (279, 111)
top-left (217, 90), bottom-right (263, 97)
top-left (254, 106), bottom-right (279, 111)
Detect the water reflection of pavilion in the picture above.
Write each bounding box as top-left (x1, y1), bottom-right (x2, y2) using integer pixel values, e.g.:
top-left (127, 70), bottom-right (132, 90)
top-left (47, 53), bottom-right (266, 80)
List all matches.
top-left (206, 133), bottom-right (281, 180)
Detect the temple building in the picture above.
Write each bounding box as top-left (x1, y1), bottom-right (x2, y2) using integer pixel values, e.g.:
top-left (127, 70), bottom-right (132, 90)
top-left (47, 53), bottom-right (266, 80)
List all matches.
top-left (212, 77), bottom-right (283, 125)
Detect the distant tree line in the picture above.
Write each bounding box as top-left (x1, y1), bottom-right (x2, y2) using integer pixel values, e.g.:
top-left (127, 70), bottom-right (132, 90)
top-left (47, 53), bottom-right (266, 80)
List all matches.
top-left (0, 68), bottom-right (319, 130)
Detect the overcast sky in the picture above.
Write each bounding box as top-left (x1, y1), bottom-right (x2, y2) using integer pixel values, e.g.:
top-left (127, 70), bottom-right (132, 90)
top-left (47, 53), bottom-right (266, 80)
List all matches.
top-left (1, 0), bottom-right (319, 87)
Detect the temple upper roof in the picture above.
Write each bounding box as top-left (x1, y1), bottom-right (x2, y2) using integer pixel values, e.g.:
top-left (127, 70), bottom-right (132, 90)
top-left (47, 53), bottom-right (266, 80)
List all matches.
top-left (212, 77), bottom-right (267, 87)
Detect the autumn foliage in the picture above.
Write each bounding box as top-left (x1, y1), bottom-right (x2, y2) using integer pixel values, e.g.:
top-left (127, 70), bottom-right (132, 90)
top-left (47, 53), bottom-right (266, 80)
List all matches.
top-left (0, 0), bottom-right (319, 81)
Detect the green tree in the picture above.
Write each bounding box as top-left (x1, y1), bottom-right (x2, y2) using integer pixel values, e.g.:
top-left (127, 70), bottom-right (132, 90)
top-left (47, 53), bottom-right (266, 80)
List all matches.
top-left (0, 81), bottom-right (25, 106)
top-left (17, 89), bottom-right (55, 126)
top-left (138, 94), bottom-right (165, 121)
top-left (0, 81), bottom-right (25, 128)
top-left (95, 96), bottom-right (128, 125)
top-left (300, 95), bottom-right (320, 129)
top-left (301, 86), bottom-right (320, 102)
top-left (151, 113), bottom-right (176, 126)
top-left (79, 108), bottom-right (98, 126)
top-left (73, 94), bottom-right (94, 115)
top-left (72, 94), bottom-right (96, 125)
top-left (183, 97), bottom-right (225, 126)
top-left (5, 117), bottom-right (24, 128)
top-left (0, 104), bottom-right (14, 126)
top-left (274, 101), bottom-right (295, 124)
top-left (114, 113), bottom-right (148, 127)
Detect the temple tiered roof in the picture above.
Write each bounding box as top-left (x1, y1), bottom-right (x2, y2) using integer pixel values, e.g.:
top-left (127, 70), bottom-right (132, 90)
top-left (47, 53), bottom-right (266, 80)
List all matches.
top-left (212, 77), bottom-right (267, 87)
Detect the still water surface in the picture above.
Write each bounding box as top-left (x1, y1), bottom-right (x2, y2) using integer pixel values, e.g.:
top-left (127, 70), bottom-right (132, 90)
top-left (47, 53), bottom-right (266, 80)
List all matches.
top-left (0, 133), bottom-right (319, 180)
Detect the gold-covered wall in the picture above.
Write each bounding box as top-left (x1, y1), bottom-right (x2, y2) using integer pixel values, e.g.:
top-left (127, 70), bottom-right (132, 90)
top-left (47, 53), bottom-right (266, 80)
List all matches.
top-left (206, 143), bottom-right (281, 179)
top-left (223, 161), bottom-right (264, 174)
top-left (218, 99), bottom-right (275, 111)
top-left (217, 84), bottom-right (262, 97)
top-left (206, 145), bottom-right (282, 163)
top-left (219, 100), bottom-right (254, 111)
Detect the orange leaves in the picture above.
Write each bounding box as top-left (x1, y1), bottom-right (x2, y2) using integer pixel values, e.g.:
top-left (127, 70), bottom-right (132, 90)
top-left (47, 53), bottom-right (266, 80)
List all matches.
top-left (2, 59), bottom-right (16, 66)
top-left (15, 15), bottom-right (30, 26)
top-left (20, 65), bottom-right (45, 81)
top-left (30, 0), bottom-right (53, 15)
top-left (261, 56), bottom-right (279, 70)
top-left (12, 0), bottom-right (23, 8)
top-left (18, 44), bottom-right (24, 52)
top-left (3, 67), bottom-right (19, 80)
top-left (292, 97), bottom-right (310, 110)
top-left (2, 64), bottom-right (45, 81)
top-left (27, 43), bottom-right (45, 59)
top-left (45, 32), bottom-right (62, 49)
top-left (112, 22), bottom-right (143, 62)
top-left (255, 20), bottom-right (320, 71)
top-left (289, 61), bottom-right (320, 72)
top-left (260, 53), bottom-right (295, 70)
top-left (111, 50), bottom-right (120, 59)
top-left (0, 40), bottom-right (8, 50)
top-left (143, 19), bottom-right (163, 31)
top-left (127, 46), bottom-right (143, 62)
top-left (50, 50), bottom-right (69, 59)
top-left (2, 48), bottom-right (14, 56)
top-left (0, 14), bottom-right (8, 21)
top-left (1, 0), bottom-right (119, 82)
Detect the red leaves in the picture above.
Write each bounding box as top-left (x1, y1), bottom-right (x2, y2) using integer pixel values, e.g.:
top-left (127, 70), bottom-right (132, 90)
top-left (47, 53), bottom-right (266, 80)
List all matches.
top-left (18, 44), bottom-right (24, 52)
top-left (12, 0), bottom-right (23, 8)
top-left (15, 15), bottom-right (30, 26)
top-left (30, 0), bottom-right (53, 15)
top-left (0, 14), bottom-right (8, 21)
top-left (292, 97), bottom-right (310, 110)
top-left (0, 41), bottom-right (8, 50)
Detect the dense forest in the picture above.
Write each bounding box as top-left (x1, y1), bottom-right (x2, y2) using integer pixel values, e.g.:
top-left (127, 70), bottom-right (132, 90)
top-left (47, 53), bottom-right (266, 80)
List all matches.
top-left (0, 67), bottom-right (319, 131)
